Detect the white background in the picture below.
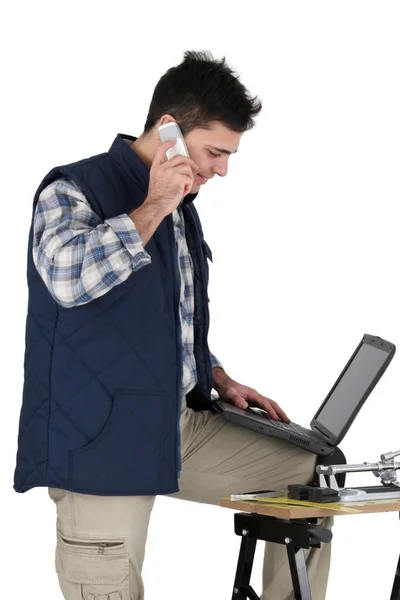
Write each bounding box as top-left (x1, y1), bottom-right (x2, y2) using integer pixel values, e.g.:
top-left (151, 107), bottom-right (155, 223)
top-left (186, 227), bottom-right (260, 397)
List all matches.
top-left (2, 1), bottom-right (399, 598)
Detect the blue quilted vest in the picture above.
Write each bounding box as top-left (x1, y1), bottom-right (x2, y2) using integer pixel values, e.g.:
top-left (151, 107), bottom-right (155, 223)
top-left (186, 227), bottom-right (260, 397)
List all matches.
top-left (14, 133), bottom-right (214, 496)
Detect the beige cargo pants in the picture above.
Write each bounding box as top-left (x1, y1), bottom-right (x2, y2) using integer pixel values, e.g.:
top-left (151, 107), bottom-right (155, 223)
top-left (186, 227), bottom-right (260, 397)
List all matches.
top-left (49, 395), bottom-right (333, 600)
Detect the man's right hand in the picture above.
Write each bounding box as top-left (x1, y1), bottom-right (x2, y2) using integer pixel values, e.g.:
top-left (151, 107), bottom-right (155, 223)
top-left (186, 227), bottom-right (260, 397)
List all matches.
top-left (129, 139), bottom-right (199, 247)
top-left (144, 139), bottom-right (199, 218)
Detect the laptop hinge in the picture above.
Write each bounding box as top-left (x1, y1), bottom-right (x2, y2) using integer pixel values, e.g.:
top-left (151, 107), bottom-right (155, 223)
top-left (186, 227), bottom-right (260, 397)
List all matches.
top-left (312, 425), bottom-right (331, 441)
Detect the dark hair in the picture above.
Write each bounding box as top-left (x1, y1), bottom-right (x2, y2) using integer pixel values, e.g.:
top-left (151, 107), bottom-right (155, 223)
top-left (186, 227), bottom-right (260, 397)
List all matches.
top-left (143, 50), bottom-right (262, 135)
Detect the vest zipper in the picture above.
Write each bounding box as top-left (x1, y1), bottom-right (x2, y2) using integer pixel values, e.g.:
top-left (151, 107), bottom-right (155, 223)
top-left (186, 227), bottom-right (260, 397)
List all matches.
top-left (167, 214), bottom-right (183, 480)
top-left (185, 206), bottom-right (213, 394)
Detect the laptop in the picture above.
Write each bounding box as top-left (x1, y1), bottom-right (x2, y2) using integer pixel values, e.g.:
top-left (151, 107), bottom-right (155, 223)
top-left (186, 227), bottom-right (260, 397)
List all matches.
top-left (212, 334), bottom-right (396, 456)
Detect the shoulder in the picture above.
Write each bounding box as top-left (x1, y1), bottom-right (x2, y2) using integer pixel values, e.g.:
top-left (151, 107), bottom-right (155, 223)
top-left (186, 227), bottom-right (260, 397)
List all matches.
top-left (37, 177), bottom-right (89, 207)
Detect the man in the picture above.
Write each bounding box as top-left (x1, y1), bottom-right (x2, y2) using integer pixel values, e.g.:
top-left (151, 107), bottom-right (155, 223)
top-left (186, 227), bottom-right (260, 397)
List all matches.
top-left (14, 50), bottom-right (331, 599)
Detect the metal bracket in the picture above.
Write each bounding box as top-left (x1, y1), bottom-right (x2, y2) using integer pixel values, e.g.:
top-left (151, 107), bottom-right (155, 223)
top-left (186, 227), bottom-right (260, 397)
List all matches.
top-left (317, 449), bottom-right (400, 490)
top-left (231, 513), bottom-right (332, 600)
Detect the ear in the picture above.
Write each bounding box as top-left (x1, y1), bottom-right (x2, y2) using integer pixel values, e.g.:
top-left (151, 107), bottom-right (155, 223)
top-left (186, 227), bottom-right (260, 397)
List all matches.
top-left (158, 114), bottom-right (176, 127)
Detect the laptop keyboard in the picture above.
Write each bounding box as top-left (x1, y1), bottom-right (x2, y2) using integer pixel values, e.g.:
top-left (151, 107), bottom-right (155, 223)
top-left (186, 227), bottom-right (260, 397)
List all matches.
top-left (263, 418), bottom-right (322, 441)
top-left (217, 402), bottom-right (327, 444)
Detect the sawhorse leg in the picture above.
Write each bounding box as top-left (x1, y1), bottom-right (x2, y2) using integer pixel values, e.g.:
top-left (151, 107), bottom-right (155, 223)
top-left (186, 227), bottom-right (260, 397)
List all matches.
top-left (391, 553), bottom-right (400, 600)
top-left (232, 531), bottom-right (259, 600)
top-left (389, 512), bottom-right (400, 600)
top-left (286, 543), bottom-right (313, 600)
top-left (231, 513), bottom-right (332, 600)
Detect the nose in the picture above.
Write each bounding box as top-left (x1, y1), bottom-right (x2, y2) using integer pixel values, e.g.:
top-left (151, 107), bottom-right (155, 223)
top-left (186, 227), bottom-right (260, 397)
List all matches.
top-left (213, 161), bottom-right (228, 178)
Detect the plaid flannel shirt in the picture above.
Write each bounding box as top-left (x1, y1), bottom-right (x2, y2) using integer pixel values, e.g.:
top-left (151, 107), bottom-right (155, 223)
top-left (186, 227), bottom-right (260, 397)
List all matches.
top-left (33, 177), bottom-right (223, 396)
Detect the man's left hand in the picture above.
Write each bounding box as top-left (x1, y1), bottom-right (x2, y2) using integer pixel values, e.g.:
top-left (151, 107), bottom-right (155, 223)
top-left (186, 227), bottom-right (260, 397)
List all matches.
top-left (213, 369), bottom-right (290, 423)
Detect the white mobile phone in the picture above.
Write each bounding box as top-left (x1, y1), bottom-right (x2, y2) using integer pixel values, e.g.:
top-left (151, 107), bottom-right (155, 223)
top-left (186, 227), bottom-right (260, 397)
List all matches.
top-left (158, 122), bottom-right (190, 159)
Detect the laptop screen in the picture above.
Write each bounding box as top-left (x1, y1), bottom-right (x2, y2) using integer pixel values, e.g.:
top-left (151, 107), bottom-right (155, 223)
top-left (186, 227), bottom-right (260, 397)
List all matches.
top-left (312, 335), bottom-right (395, 443)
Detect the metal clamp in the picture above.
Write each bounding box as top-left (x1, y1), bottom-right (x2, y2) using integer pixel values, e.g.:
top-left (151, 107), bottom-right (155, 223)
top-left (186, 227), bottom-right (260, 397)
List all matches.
top-left (316, 449), bottom-right (400, 490)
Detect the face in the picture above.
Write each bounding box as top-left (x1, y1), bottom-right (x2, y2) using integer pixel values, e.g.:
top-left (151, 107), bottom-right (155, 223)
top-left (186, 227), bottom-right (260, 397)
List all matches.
top-left (158, 117), bottom-right (243, 194)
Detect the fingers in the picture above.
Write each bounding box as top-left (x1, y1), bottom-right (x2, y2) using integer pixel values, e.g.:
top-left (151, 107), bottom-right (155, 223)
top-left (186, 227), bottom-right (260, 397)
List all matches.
top-left (254, 393), bottom-right (290, 422)
top-left (182, 174), bottom-right (195, 196)
top-left (174, 164), bottom-right (197, 178)
top-left (171, 166), bottom-right (196, 197)
top-left (152, 139), bottom-right (177, 165)
top-left (263, 402), bottom-right (279, 420)
top-left (168, 154), bottom-right (199, 173)
top-left (232, 394), bottom-right (248, 410)
top-left (276, 406), bottom-right (290, 423)
top-left (152, 140), bottom-right (199, 172)
top-left (227, 389), bottom-right (290, 423)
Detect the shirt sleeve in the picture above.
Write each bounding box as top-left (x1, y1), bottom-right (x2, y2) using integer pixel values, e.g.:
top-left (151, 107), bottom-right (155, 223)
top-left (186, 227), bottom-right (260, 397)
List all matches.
top-left (210, 350), bottom-right (224, 371)
top-left (33, 178), bottom-right (151, 308)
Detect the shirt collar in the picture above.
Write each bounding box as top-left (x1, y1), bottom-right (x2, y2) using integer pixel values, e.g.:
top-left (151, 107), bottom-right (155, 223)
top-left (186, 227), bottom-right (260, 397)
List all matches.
top-left (108, 133), bottom-right (198, 205)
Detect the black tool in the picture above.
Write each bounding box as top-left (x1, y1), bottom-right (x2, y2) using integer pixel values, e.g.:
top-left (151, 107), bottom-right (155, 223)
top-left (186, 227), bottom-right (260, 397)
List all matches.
top-left (307, 487), bottom-right (339, 503)
top-left (287, 485), bottom-right (311, 501)
top-left (287, 484), bottom-right (339, 503)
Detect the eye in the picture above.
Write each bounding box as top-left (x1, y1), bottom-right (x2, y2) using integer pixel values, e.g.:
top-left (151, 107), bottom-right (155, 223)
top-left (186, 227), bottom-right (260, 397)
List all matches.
top-left (208, 150), bottom-right (221, 158)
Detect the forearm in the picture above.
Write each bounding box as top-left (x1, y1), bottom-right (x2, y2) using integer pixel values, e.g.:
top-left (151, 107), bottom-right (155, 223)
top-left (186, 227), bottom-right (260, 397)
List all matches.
top-left (129, 201), bottom-right (164, 247)
top-left (212, 366), bottom-right (231, 389)
top-left (209, 349), bottom-right (229, 392)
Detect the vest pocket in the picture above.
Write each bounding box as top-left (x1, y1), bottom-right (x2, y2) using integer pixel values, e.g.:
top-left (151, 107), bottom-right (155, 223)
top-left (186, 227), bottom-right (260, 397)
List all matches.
top-left (69, 390), bottom-right (170, 494)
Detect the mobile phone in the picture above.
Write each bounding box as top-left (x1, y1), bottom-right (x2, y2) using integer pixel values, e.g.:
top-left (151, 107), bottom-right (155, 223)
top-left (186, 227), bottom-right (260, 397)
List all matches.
top-left (158, 122), bottom-right (190, 159)
top-left (158, 122), bottom-right (191, 205)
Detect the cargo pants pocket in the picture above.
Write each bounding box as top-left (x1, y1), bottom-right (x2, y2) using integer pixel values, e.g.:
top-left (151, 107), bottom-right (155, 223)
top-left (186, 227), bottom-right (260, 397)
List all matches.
top-left (55, 535), bottom-right (130, 600)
